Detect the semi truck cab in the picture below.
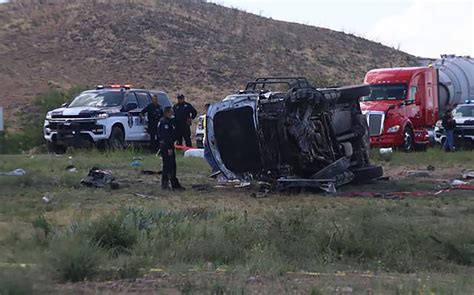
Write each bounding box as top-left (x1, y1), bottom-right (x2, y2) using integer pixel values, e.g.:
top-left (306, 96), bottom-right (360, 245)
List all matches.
top-left (360, 67), bottom-right (439, 151)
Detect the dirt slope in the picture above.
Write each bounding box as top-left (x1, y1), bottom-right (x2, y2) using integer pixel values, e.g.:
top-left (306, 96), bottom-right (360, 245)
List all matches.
top-left (0, 0), bottom-right (417, 118)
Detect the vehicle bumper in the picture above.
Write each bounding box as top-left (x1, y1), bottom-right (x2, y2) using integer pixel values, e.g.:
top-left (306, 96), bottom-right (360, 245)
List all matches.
top-left (370, 133), bottom-right (403, 148)
top-left (43, 119), bottom-right (109, 146)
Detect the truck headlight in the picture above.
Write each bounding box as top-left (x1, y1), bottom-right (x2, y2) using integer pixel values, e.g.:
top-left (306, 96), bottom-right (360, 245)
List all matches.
top-left (46, 112), bottom-right (52, 120)
top-left (387, 125), bottom-right (400, 133)
top-left (97, 113), bottom-right (109, 119)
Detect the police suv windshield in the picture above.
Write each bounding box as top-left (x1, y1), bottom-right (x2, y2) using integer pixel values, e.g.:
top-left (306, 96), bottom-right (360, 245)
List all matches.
top-left (453, 105), bottom-right (474, 118)
top-left (68, 91), bottom-right (124, 108)
top-left (361, 84), bottom-right (407, 101)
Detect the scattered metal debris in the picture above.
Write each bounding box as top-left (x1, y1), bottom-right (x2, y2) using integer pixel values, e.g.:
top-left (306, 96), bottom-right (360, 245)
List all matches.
top-left (130, 160), bottom-right (142, 168)
top-left (65, 165), bottom-right (78, 173)
top-left (462, 170), bottom-right (474, 179)
top-left (184, 149), bottom-right (204, 158)
top-left (80, 167), bottom-right (119, 189)
top-left (132, 192), bottom-right (158, 200)
top-left (1, 168), bottom-right (27, 176)
top-left (42, 192), bottom-right (54, 203)
top-left (407, 170), bottom-right (432, 177)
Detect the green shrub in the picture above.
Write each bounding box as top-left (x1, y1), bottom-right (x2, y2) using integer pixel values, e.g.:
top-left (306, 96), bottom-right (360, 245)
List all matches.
top-left (0, 269), bottom-right (34, 295)
top-left (0, 85), bottom-right (86, 154)
top-left (115, 255), bottom-right (147, 280)
top-left (32, 215), bottom-right (52, 238)
top-left (47, 237), bottom-right (103, 282)
top-left (88, 212), bottom-right (138, 256)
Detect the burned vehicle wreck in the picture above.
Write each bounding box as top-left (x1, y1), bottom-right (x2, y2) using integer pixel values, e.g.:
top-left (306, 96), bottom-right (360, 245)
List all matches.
top-left (206, 77), bottom-right (383, 191)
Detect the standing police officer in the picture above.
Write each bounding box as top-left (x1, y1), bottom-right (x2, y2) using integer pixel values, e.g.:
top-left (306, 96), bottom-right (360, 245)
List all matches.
top-left (158, 107), bottom-right (185, 190)
top-left (173, 94), bottom-right (197, 147)
top-left (140, 95), bottom-right (163, 152)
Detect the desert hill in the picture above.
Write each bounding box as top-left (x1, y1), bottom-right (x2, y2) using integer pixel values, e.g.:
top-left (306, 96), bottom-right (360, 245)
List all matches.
top-left (0, 0), bottom-right (417, 118)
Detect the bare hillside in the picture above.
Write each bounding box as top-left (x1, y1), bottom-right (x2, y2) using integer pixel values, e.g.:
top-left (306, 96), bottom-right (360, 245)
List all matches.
top-left (0, 0), bottom-right (416, 118)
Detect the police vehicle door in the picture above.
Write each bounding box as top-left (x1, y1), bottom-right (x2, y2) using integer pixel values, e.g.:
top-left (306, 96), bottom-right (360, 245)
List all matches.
top-left (135, 92), bottom-right (152, 141)
top-left (123, 92), bottom-right (142, 141)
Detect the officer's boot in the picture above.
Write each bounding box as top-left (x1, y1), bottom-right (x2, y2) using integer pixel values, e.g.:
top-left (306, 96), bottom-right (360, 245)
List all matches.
top-left (171, 178), bottom-right (185, 191)
top-left (161, 175), bottom-right (170, 190)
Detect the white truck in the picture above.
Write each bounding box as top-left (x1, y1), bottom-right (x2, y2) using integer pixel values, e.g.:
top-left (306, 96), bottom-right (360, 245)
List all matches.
top-left (44, 85), bottom-right (171, 153)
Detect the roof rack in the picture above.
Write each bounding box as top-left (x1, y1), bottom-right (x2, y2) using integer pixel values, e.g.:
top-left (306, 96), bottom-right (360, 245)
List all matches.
top-left (245, 77), bottom-right (311, 91)
top-left (96, 84), bottom-right (132, 90)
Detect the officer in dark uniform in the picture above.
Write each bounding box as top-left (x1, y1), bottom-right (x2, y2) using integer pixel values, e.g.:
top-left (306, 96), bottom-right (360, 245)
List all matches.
top-left (173, 94), bottom-right (197, 147)
top-left (140, 95), bottom-right (163, 152)
top-left (158, 107), bottom-right (185, 190)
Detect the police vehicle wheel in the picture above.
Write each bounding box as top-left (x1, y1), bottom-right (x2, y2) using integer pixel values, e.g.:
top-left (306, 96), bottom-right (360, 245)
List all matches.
top-left (108, 126), bottom-right (125, 150)
top-left (47, 142), bottom-right (67, 154)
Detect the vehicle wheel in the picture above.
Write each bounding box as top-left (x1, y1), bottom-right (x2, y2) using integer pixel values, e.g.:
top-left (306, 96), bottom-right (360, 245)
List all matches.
top-left (108, 126), bottom-right (125, 150)
top-left (351, 165), bottom-right (383, 183)
top-left (47, 142), bottom-right (67, 154)
top-left (414, 144), bottom-right (427, 152)
top-left (337, 84), bottom-right (370, 100)
top-left (401, 127), bottom-right (414, 152)
top-left (196, 135), bottom-right (204, 149)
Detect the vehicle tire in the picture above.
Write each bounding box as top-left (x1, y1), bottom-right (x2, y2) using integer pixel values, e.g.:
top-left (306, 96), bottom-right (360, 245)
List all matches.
top-left (107, 126), bottom-right (125, 150)
top-left (337, 84), bottom-right (370, 101)
top-left (351, 165), bottom-right (383, 183)
top-left (196, 135), bottom-right (204, 149)
top-left (47, 142), bottom-right (67, 154)
top-left (414, 143), bottom-right (427, 152)
top-left (401, 126), bottom-right (414, 152)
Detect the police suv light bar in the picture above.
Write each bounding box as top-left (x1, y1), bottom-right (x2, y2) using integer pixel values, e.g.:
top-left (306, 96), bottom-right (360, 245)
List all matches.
top-left (96, 84), bottom-right (132, 90)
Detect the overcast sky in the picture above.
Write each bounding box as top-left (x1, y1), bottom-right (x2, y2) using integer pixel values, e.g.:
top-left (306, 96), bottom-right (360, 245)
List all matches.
top-left (1, 0), bottom-right (472, 58)
top-left (211, 0), bottom-right (473, 58)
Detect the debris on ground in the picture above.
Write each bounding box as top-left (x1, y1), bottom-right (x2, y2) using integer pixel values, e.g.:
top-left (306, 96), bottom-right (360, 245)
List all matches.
top-left (406, 170), bottom-right (432, 177)
top-left (132, 192), bottom-right (158, 200)
top-left (235, 181), bottom-right (251, 188)
top-left (65, 165), bottom-right (78, 173)
top-left (338, 190), bottom-right (433, 199)
top-left (462, 170), bottom-right (474, 179)
top-left (130, 160), bottom-right (142, 168)
top-left (184, 149), bottom-right (204, 158)
top-left (209, 171), bottom-right (222, 179)
top-left (1, 168), bottom-right (27, 176)
top-left (80, 167), bottom-right (119, 189)
top-left (435, 183), bottom-right (474, 195)
top-left (427, 165), bottom-right (436, 171)
top-left (192, 184), bottom-right (212, 191)
top-left (42, 192), bottom-right (54, 203)
top-left (451, 179), bottom-right (469, 186)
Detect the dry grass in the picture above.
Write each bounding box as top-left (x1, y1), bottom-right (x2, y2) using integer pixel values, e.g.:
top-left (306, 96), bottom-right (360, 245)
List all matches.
top-left (0, 150), bottom-right (474, 293)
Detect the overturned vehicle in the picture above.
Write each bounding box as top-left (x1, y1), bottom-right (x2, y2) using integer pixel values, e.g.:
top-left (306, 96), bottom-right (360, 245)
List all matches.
top-left (206, 77), bottom-right (383, 191)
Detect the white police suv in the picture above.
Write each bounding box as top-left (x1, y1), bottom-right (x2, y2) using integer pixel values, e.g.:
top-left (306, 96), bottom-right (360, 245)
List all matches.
top-left (44, 85), bottom-right (172, 153)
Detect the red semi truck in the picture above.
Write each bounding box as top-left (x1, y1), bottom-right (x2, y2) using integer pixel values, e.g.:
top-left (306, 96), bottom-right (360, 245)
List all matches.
top-left (360, 55), bottom-right (473, 151)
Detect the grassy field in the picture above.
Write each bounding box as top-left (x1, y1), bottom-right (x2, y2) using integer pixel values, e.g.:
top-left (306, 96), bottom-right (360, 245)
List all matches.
top-left (0, 149), bottom-right (474, 294)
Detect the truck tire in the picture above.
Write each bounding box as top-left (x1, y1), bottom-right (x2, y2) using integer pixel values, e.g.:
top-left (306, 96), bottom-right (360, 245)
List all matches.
top-left (351, 165), bottom-right (383, 183)
top-left (401, 126), bottom-right (414, 152)
top-left (337, 84), bottom-right (370, 100)
top-left (47, 142), bottom-right (67, 154)
top-left (108, 126), bottom-right (125, 150)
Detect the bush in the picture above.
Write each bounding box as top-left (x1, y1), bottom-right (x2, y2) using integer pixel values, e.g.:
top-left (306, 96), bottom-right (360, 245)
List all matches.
top-left (0, 85), bottom-right (86, 154)
top-left (0, 269), bottom-right (34, 295)
top-left (47, 237), bottom-right (103, 282)
top-left (87, 212), bottom-right (139, 256)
